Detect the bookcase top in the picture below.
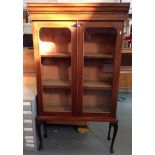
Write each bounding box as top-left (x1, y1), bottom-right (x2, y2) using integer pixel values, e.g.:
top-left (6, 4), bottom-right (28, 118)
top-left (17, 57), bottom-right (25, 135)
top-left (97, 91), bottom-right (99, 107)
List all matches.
top-left (27, 2), bottom-right (130, 14)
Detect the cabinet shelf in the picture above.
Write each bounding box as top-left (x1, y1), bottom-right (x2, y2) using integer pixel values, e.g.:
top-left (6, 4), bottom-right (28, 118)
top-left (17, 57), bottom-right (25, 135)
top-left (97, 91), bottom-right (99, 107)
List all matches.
top-left (43, 80), bottom-right (112, 90)
top-left (83, 81), bottom-right (112, 90)
top-left (41, 52), bottom-right (71, 58)
top-left (84, 53), bottom-right (113, 59)
top-left (43, 79), bottom-right (71, 89)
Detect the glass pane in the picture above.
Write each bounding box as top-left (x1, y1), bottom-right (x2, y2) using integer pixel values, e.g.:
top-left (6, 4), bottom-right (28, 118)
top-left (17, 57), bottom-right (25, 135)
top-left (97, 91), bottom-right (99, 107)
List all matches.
top-left (43, 88), bottom-right (71, 112)
top-left (83, 27), bottom-right (117, 113)
top-left (83, 90), bottom-right (112, 113)
top-left (39, 28), bottom-right (72, 112)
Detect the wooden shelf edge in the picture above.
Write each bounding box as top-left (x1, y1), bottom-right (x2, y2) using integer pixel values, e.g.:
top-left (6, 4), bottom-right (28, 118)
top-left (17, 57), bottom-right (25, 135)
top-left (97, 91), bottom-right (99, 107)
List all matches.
top-left (84, 53), bottom-right (113, 59)
top-left (43, 79), bottom-right (71, 89)
top-left (24, 48), bottom-right (131, 55)
top-left (41, 52), bottom-right (71, 58)
top-left (83, 81), bottom-right (112, 90)
top-left (42, 80), bottom-right (112, 90)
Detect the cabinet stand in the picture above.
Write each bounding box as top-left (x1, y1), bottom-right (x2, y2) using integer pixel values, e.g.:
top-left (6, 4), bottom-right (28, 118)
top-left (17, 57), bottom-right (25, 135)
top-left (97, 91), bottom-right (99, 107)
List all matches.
top-left (36, 119), bottom-right (118, 153)
top-left (107, 121), bottom-right (118, 153)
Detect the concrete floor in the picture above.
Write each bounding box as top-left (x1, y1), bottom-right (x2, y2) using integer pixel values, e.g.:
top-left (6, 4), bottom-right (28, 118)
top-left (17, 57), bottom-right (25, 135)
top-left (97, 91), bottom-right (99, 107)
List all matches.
top-left (24, 92), bottom-right (132, 155)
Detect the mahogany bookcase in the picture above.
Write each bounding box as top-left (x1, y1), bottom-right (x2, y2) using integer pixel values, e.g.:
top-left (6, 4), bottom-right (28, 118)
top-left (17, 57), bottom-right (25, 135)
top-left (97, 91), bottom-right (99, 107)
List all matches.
top-left (27, 2), bottom-right (129, 153)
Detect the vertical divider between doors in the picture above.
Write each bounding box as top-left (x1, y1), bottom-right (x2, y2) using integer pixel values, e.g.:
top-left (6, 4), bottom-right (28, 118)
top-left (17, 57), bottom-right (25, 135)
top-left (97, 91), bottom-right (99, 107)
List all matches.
top-left (77, 21), bottom-right (84, 115)
top-left (71, 21), bottom-right (79, 116)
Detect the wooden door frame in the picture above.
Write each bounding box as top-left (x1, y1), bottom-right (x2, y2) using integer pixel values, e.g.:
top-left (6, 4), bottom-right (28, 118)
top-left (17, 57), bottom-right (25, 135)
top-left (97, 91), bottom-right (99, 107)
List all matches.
top-left (32, 21), bottom-right (78, 116)
top-left (77, 21), bottom-right (124, 118)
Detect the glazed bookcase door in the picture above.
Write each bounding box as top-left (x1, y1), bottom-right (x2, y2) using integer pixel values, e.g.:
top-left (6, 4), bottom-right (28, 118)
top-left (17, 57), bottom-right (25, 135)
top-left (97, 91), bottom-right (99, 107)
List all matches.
top-left (77, 21), bottom-right (121, 116)
top-left (33, 21), bottom-right (77, 115)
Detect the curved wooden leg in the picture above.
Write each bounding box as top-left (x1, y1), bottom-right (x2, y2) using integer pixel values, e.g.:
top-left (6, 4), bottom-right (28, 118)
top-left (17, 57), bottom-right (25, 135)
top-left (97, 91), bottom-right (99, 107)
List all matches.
top-left (107, 122), bottom-right (112, 140)
top-left (109, 122), bottom-right (118, 153)
top-left (36, 119), bottom-right (43, 150)
top-left (43, 121), bottom-right (47, 138)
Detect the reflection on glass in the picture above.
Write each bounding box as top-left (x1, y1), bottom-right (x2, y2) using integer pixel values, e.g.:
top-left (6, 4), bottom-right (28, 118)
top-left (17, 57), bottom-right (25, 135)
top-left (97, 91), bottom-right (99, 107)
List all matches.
top-left (39, 28), bottom-right (71, 55)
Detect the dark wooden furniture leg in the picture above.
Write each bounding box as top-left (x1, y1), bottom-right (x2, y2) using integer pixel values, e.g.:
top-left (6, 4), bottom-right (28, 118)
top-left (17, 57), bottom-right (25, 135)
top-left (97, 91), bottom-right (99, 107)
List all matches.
top-left (107, 122), bottom-right (118, 153)
top-left (43, 121), bottom-right (47, 138)
top-left (107, 122), bottom-right (112, 140)
top-left (36, 119), bottom-right (43, 150)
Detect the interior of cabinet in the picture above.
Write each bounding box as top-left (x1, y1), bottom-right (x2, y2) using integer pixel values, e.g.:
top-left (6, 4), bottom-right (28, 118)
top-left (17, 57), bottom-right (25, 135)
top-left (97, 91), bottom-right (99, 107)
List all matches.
top-left (38, 26), bottom-right (117, 114)
top-left (43, 88), bottom-right (71, 112)
top-left (39, 27), bottom-right (72, 112)
top-left (83, 89), bottom-right (112, 113)
top-left (83, 27), bottom-right (116, 113)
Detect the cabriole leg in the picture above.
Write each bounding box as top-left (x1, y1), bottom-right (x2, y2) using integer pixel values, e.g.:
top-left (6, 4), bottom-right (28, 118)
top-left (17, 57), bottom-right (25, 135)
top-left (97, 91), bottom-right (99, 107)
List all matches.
top-left (109, 121), bottom-right (118, 153)
top-left (43, 121), bottom-right (47, 138)
top-left (107, 122), bottom-right (112, 140)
